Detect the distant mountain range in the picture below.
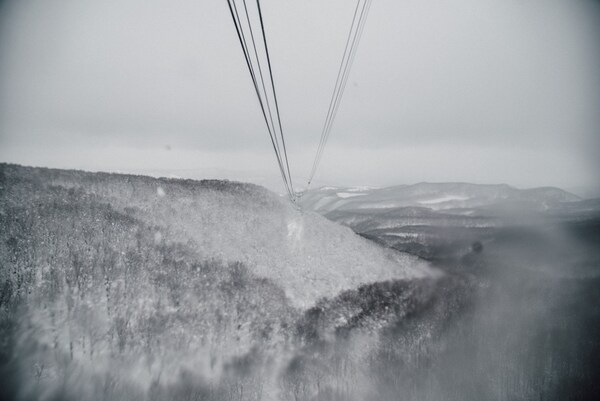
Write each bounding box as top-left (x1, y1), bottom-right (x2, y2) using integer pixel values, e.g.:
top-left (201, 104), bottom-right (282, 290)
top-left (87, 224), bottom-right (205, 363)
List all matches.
top-left (301, 182), bottom-right (582, 215)
top-left (300, 182), bottom-right (600, 261)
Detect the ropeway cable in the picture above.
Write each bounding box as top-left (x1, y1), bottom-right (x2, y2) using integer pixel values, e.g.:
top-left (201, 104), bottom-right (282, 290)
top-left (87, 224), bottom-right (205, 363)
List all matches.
top-left (226, 0), bottom-right (296, 202)
top-left (226, 0), bottom-right (291, 199)
top-left (308, 0), bottom-right (362, 187)
top-left (308, 0), bottom-right (372, 188)
top-left (256, 0), bottom-right (294, 195)
top-left (307, 0), bottom-right (373, 189)
top-left (240, 0), bottom-right (294, 199)
top-left (225, 0), bottom-right (372, 202)
top-left (318, 0), bottom-right (372, 170)
top-left (241, 0), bottom-right (291, 191)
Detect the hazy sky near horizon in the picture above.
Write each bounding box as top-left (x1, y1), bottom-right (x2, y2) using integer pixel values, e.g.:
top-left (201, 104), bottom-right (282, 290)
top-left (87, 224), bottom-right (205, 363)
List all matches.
top-left (1, 0), bottom-right (599, 194)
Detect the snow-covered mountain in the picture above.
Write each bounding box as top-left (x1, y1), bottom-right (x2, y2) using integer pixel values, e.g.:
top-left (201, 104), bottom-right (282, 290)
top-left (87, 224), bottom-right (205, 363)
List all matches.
top-left (300, 182), bottom-right (595, 261)
top-left (2, 165), bottom-right (597, 400)
top-left (0, 163), bottom-right (437, 401)
top-left (0, 164), bottom-right (430, 308)
top-left (301, 182), bottom-right (580, 214)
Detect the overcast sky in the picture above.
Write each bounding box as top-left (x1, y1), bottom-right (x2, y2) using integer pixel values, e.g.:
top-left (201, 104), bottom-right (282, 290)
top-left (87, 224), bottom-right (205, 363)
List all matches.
top-left (1, 0), bottom-right (599, 195)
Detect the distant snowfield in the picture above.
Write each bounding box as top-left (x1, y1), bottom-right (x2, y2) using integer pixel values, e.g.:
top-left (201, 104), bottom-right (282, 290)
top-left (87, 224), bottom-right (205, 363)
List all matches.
top-left (357, 202), bottom-right (403, 209)
top-left (319, 186), bottom-right (375, 193)
top-left (337, 192), bottom-right (368, 198)
top-left (346, 186), bottom-right (377, 192)
top-left (386, 232), bottom-right (422, 238)
top-left (419, 195), bottom-right (470, 204)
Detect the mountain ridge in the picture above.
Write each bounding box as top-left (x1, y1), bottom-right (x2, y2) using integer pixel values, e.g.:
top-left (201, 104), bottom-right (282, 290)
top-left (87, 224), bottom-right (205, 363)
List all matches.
top-left (301, 182), bottom-right (581, 214)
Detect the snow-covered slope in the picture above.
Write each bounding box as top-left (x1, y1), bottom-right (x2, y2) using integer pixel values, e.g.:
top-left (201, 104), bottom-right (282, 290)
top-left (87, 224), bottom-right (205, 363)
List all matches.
top-left (0, 164), bottom-right (430, 308)
top-left (0, 163), bottom-right (440, 400)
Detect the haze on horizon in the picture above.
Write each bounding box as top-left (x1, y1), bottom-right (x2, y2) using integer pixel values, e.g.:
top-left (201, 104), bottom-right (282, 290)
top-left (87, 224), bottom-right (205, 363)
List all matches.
top-left (1, 0), bottom-right (599, 196)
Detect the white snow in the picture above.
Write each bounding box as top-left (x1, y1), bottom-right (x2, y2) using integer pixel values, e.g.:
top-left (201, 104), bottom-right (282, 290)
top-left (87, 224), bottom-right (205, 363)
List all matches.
top-left (337, 192), bottom-right (368, 199)
top-left (386, 232), bottom-right (421, 238)
top-left (357, 202), bottom-right (403, 209)
top-left (287, 215), bottom-right (304, 246)
top-left (346, 186), bottom-right (376, 192)
top-left (272, 211), bottom-right (433, 307)
top-left (419, 195), bottom-right (469, 204)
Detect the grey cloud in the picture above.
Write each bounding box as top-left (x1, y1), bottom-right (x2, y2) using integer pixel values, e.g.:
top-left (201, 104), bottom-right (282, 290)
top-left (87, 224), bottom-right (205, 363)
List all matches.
top-left (0, 0), bottom-right (598, 192)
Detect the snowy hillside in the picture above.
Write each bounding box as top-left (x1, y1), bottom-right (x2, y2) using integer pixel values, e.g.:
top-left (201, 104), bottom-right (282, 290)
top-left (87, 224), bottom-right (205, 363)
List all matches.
top-left (0, 163), bottom-right (439, 401)
top-left (0, 164), bottom-right (430, 307)
top-left (3, 164), bottom-right (596, 401)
